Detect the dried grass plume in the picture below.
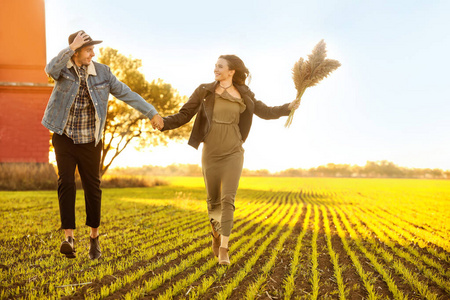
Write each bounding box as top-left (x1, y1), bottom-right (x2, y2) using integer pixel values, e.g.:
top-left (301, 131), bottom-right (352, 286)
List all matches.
top-left (285, 39), bottom-right (341, 127)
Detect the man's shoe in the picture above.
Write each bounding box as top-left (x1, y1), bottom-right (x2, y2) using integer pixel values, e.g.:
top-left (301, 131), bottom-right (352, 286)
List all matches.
top-left (60, 236), bottom-right (76, 258)
top-left (89, 236), bottom-right (102, 260)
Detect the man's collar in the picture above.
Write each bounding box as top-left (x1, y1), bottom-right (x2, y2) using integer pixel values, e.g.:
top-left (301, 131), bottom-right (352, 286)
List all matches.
top-left (67, 59), bottom-right (97, 76)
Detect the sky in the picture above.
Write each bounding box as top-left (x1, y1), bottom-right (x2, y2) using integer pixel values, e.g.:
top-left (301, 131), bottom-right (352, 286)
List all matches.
top-left (44, 0), bottom-right (450, 172)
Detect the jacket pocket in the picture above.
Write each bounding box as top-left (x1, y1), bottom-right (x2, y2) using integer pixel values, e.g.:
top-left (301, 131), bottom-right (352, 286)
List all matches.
top-left (56, 72), bottom-right (75, 92)
top-left (93, 81), bottom-right (110, 102)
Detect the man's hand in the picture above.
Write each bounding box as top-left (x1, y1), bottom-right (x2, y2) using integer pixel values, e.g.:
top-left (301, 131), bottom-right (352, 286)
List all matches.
top-left (151, 114), bottom-right (164, 130)
top-left (69, 32), bottom-right (90, 51)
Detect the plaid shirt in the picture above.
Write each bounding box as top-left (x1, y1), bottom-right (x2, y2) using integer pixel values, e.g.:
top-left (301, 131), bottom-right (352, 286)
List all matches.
top-left (64, 65), bottom-right (96, 144)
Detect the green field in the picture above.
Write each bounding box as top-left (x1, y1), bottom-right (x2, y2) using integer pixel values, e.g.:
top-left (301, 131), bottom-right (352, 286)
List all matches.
top-left (1, 177), bottom-right (449, 299)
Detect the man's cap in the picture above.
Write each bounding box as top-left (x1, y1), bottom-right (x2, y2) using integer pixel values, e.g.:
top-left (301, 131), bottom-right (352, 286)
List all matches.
top-left (68, 30), bottom-right (102, 50)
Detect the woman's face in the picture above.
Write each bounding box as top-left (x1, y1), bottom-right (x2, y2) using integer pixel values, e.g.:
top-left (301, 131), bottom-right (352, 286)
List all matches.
top-left (214, 58), bottom-right (235, 81)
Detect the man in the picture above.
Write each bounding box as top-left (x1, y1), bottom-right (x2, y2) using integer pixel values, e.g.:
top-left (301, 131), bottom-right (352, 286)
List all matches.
top-left (42, 30), bottom-right (163, 259)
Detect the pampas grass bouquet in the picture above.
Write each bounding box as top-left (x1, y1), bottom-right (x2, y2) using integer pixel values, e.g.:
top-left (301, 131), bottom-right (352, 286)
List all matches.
top-left (285, 40), bottom-right (341, 128)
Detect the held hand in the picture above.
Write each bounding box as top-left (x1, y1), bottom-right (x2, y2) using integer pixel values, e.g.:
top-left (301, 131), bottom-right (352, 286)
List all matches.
top-left (288, 99), bottom-right (300, 111)
top-left (69, 32), bottom-right (90, 51)
top-left (151, 114), bottom-right (164, 130)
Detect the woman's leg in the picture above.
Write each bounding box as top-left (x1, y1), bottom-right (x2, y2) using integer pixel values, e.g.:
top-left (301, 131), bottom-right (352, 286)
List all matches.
top-left (203, 161), bottom-right (222, 257)
top-left (219, 152), bottom-right (244, 238)
top-left (218, 152), bottom-right (243, 265)
top-left (220, 235), bottom-right (230, 249)
top-left (202, 162), bottom-right (222, 233)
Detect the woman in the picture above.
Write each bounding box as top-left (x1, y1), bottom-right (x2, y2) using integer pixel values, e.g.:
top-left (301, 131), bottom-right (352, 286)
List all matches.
top-left (160, 55), bottom-right (299, 265)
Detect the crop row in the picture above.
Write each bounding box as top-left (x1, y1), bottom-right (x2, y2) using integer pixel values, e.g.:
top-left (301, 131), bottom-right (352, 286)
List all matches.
top-left (1, 178), bottom-right (449, 299)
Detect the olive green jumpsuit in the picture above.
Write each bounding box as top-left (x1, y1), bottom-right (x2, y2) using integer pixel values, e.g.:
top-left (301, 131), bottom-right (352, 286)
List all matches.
top-left (202, 90), bottom-right (246, 236)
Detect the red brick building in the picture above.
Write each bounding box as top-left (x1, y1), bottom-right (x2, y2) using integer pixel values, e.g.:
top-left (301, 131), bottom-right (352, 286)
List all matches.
top-left (0, 0), bottom-right (53, 163)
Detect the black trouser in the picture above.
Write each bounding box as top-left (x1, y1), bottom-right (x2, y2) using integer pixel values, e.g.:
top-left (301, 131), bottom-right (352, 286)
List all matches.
top-left (52, 134), bottom-right (102, 229)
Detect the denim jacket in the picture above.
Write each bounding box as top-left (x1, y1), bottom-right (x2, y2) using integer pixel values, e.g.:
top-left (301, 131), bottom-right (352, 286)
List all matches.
top-left (42, 46), bottom-right (158, 145)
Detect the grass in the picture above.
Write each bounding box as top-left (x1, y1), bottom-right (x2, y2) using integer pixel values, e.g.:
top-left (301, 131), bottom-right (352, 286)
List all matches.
top-left (0, 177), bottom-right (449, 299)
top-left (0, 163), bottom-right (57, 190)
top-left (0, 163), bottom-right (167, 190)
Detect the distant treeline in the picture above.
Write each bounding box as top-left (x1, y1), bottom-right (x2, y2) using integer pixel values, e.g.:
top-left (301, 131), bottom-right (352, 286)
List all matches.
top-left (274, 161), bottom-right (449, 179)
top-left (111, 160), bottom-right (449, 179)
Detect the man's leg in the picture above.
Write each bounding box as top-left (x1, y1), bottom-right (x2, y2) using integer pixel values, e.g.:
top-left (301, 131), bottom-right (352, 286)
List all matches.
top-left (77, 140), bottom-right (102, 259)
top-left (52, 134), bottom-right (78, 258)
top-left (90, 227), bottom-right (99, 239)
top-left (77, 140), bottom-right (102, 231)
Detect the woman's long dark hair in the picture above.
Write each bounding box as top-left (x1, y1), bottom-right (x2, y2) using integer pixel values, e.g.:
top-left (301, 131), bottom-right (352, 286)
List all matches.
top-left (219, 55), bottom-right (251, 85)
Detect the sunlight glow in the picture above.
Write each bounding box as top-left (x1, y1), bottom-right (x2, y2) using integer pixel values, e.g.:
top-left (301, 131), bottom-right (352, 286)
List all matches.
top-left (43, 0), bottom-right (450, 171)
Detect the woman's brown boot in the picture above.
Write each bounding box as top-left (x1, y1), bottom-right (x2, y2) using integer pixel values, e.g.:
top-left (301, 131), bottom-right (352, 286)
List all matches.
top-left (218, 247), bottom-right (230, 265)
top-left (211, 224), bottom-right (220, 257)
top-left (211, 233), bottom-right (220, 257)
